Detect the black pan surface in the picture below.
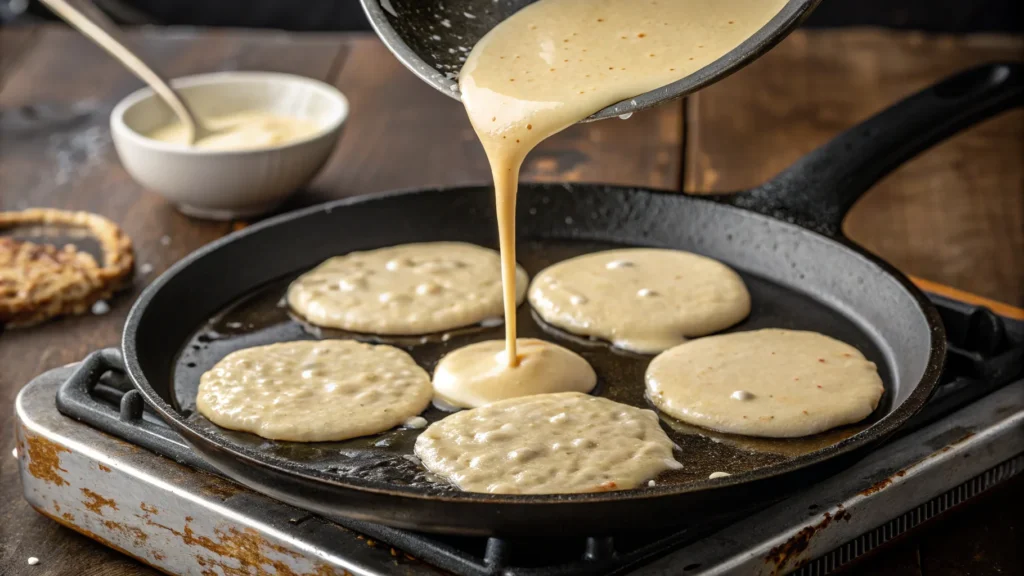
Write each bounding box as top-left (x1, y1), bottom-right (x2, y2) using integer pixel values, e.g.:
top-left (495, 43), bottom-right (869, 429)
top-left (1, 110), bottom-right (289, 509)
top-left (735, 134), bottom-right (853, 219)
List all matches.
top-left (123, 63), bottom-right (1021, 536)
top-left (173, 238), bottom-right (893, 487)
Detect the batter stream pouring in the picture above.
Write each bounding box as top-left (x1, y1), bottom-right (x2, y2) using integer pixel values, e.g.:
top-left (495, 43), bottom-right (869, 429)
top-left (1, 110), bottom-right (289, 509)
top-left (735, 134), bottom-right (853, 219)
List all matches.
top-left (446, 0), bottom-right (788, 388)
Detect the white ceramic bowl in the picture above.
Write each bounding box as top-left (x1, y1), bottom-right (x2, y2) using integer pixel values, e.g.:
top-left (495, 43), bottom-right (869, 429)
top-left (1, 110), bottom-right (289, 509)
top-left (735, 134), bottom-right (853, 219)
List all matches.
top-left (111, 72), bottom-right (348, 220)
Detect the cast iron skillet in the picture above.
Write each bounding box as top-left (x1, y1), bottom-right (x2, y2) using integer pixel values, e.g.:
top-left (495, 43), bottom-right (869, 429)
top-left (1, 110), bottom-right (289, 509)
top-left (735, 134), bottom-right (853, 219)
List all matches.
top-left (113, 63), bottom-right (1020, 537)
top-left (359, 0), bottom-right (822, 121)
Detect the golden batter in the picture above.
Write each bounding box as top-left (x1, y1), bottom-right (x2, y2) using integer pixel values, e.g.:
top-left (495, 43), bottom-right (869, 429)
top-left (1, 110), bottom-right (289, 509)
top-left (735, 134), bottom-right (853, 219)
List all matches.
top-left (645, 329), bottom-right (885, 438)
top-left (414, 392), bottom-right (681, 494)
top-left (528, 248), bottom-right (750, 353)
top-left (460, 0), bottom-right (787, 364)
top-left (147, 110), bottom-right (320, 150)
top-left (288, 242), bottom-right (528, 335)
top-left (196, 340), bottom-right (432, 442)
top-left (432, 338), bottom-right (596, 409)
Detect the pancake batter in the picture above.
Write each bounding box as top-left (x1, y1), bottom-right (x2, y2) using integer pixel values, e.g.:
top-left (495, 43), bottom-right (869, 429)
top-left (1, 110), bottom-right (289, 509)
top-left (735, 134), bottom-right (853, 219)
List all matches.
top-left (147, 110), bottom-right (320, 150)
top-left (528, 248), bottom-right (750, 353)
top-left (288, 242), bottom-right (528, 335)
top-left (645, 329), bottom-right (885, 438)
top-left (415, 392), bottom-right (681, 494)
top-left (432, 338), bottom-right (596, 409)
top-left (460, 0), bottom-right (787, 365)
top-left (196, 340), bottom-right (431, 442)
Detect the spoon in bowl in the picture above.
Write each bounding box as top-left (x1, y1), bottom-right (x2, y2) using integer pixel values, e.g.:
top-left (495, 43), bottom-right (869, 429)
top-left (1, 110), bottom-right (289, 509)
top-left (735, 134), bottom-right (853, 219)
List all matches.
top-left (39, 0), bottom-right (212, 144)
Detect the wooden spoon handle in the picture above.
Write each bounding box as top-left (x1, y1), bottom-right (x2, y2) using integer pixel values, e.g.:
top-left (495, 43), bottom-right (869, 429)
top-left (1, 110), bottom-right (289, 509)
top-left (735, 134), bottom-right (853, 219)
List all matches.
top-left (39, 0), bottom-right (204, 143)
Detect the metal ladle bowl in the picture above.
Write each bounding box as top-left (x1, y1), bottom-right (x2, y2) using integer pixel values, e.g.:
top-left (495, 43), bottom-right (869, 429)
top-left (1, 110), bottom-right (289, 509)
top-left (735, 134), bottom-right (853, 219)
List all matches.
top-left (360, 0), bottom-right (821, 121)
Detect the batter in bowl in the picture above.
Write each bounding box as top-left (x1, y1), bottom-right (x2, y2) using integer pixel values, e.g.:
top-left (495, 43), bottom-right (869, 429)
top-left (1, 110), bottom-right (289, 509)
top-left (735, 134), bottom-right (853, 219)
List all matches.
top-left (147, 110), bottom-right (320, 150)
top-left (645, 329), bottom-right (885, 438)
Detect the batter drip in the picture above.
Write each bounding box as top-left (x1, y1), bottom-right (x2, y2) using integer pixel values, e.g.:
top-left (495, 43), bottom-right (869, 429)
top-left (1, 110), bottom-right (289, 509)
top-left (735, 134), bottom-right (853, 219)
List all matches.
top-left (460, 0), bottom-right (786, 365)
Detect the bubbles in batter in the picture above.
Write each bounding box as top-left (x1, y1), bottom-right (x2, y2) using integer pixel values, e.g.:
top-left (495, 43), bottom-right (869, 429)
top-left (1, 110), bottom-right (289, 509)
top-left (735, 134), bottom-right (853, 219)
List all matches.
top-left (645, 329), bottom-right (885, 438)
top-left (528, 248), bottom-right (751, 353)
top-left (195, 340), bottom-right (432, 442)
top-left (415, 392), bottom-right (681, 494)
top-left (287, 242), bottom-right (529, 335)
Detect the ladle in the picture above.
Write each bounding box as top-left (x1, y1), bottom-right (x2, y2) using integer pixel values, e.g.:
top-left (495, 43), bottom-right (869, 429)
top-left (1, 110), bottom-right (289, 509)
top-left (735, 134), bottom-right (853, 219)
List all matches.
top-left (360, 0), bottom-right (821, 121)
top-left (40, 0), bottom-right (211, 144)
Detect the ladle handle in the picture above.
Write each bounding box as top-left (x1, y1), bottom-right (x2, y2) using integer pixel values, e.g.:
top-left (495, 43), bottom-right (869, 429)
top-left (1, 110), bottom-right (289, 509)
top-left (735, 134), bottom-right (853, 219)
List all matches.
top-left (40, 0), bottom-right (204, 143)
top-left (723, 62), bottom-right (1024, 237)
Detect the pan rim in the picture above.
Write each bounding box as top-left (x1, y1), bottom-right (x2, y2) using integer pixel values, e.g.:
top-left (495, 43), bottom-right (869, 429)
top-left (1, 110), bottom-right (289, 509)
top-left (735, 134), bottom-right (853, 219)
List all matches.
top-left (123, 182), bottom-right (946, 506)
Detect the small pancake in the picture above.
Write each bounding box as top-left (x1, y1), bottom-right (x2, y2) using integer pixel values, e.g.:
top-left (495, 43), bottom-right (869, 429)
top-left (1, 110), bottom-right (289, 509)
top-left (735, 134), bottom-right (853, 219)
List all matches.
top-left (414, 392), bottom-right (681, 494)
top-left (196, 340), bottom-right (431, 442)
top-left (288, 242), bottom-right (529, 335)
top-left (528, 248), bottom-right (750, 353)
top-left (432, 338), bottom-right (597, 409)
top-left (645, 329), bottom-right (884, 438)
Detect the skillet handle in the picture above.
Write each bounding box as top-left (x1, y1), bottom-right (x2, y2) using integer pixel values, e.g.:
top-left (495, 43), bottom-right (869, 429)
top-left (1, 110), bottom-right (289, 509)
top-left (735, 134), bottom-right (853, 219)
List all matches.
top-left (721, 62), bottom-right (1024, 237)
top-left (56, 348), bottom-right (216, 472)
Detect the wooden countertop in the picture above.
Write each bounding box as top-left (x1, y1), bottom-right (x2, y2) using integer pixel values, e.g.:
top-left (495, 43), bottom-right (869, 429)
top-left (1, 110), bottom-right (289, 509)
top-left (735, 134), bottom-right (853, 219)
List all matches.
top-left (0, 24), bottom-right (1021, 576)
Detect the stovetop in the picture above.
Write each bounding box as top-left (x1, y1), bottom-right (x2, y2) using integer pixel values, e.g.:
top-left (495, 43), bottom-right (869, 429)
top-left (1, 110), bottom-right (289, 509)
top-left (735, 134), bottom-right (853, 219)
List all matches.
top-left (14, 293), bottom-right (1024, 576)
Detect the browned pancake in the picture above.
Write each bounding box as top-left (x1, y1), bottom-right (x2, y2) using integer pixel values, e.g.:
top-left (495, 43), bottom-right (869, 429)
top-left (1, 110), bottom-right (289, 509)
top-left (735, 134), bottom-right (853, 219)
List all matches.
top-left (0, 209), bottom-right (133, 327)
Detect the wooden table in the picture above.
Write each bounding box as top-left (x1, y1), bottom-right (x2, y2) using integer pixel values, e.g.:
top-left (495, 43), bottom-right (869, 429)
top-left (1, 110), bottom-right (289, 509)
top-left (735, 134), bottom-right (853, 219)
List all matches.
top-left (1, 25), bottom-right (1021, 576)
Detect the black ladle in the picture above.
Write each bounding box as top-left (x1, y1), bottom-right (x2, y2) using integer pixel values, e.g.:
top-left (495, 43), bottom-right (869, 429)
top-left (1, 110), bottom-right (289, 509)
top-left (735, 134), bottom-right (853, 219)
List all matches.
top-left (360, 0), bottom-right (821, 121)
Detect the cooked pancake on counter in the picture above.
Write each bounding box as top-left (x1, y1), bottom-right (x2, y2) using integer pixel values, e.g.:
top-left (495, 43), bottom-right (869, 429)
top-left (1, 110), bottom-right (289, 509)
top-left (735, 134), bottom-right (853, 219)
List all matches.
top-left (528, 248), bottom-right (750, 353)
top-left (414, 392), bottom-right (681, 494)
top-left (0, 208), bottom-right (133, 327)
top-left (287, 242), bottom-right (529, 335)
top-left (432, 338), bottom-right (596, 409)
top-left (645, 329), bottom-right (885, 438)
top-left (196, 340), bottom-right (431, 442)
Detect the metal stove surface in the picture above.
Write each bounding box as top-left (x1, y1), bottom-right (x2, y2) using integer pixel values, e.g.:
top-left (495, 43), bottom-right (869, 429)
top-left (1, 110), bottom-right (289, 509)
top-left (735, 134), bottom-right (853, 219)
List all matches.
top-left (14, 295), bottom-right (1024, 576)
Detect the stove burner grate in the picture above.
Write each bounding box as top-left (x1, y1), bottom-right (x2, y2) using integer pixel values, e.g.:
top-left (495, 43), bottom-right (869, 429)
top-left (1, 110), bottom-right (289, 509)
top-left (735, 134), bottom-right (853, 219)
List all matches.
top-left (52, 293), bottom-right (1024, 576)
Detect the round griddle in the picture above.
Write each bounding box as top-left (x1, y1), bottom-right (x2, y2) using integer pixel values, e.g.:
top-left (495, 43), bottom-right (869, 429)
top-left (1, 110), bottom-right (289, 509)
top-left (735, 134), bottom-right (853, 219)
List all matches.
top-left (118, 63), bottom-right (1020, 536)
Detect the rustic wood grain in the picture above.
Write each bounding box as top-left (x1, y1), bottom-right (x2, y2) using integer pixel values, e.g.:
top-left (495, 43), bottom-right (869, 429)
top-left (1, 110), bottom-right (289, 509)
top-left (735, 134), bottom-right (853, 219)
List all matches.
top-left (684, 29), bottom-right (1024, 306)
top-left (0, 26), bottom-right (39, 92)
top-left (0, 24), bottom-right (347, 576)
top-left (1, 23), bottom-right (1020, 576)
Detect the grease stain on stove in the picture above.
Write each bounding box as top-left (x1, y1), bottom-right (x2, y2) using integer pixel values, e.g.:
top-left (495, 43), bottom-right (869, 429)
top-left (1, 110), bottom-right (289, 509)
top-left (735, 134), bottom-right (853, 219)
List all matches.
top-left (764, 506), bottom-right (852, 574)
top-left (80, 488), bottom-right (118, 515)
top-left (858, 476), bottom-right (894, 496)
top-left (102, 519), bottom-right (149, 547)
top-left (197, 478), bottom-right (246, 501)
top-left (24, 431), bottom-right (72, 487)
top-left (142, 515), bottom-right (348, 576)
top-left (140, 502), bottom-right (159, 515)
top-left (97, 463), bottom-right (112, 473)
top-left (925, 426), bottom-right (976, 452)
top-left (40, 505), bottom-right (167, 573)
